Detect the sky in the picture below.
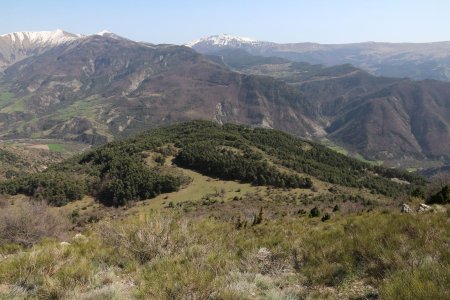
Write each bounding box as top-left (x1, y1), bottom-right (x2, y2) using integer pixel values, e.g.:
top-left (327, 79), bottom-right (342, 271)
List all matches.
top-left (1, 0), bottom-right (450, 44)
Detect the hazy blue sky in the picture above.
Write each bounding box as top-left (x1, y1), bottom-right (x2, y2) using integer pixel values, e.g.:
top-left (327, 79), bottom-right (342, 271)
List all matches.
top-left (1, 0), bottom-right (450, 44)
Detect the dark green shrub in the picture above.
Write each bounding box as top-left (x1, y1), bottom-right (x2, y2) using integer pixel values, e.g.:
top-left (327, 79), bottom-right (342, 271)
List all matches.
top-left (321, 213), bottom-right (331, 222)
top-left (174, 142), bottom-right (312, 189)
top-left (0, 172), bottom-right (89, 206)
top-left (412, 187), bottom-right (426, 198)
top-left (310, 206), bottom-right (320, 218)
top-left (427, 185), bottom-right (450, 204)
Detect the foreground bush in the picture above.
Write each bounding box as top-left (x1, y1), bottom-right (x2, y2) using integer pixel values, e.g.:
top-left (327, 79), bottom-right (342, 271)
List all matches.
top-left (0, 199), bottom-right (69, 248)
top-left (99, 214), bottom-right (189, 263)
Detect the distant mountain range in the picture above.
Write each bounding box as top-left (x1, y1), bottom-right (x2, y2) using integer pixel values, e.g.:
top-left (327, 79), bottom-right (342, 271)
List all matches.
top-left (0, 30), bottom-right (449, 169)
top-left (0, 29), bottom-right (124, 70)
top-left (188, 34), bottom-right (450, 82)
top-left (205, 48), bottom-right (450, 166)
top-left (0, 31), bottom-right (319, 144)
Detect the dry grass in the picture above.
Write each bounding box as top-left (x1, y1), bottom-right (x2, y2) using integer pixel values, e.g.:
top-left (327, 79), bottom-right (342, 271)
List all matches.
top-left (0, 198), bottom-right (448, 299)
top-left (99, 214), bottom-right (189, 264)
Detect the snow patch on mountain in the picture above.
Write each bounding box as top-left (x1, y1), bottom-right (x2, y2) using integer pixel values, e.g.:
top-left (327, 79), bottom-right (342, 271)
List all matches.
top-left (96, 30), bottom-right (113, 36)
top-left (94, 30), bottom-right (125, 40)
top-left (186, 34), bottom-right (259, 48)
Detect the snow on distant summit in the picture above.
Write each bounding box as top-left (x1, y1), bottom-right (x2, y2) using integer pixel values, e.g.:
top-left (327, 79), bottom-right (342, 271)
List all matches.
top-left (94, 30), bottom-right (126, 40)
top-left (0, 29), bottom-right (127, 70)
top-left (186, 34), bottom-right (260, 48)
top-left (96, 30), bottom-right (113, 36)
top-left (0, 29), bottom-right (126, 49)
top-left (0, 29), bottom-right (84, 70)
top-left (0, 29), bottom-right (81, 46)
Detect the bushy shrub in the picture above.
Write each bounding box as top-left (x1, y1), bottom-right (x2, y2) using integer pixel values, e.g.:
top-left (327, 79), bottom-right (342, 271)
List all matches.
top-left (96, 158), bottom-right (181, 206)
top-left (98, 214), bottom-right (187, 263)
top-left (321, 213), bottom-right (330, 222)
top-left (0, 199), bottom-right (69, 247)
top-left (309, 206), bottom-right (320, 218)
top-left (427, 185), bottom-right (450, 204)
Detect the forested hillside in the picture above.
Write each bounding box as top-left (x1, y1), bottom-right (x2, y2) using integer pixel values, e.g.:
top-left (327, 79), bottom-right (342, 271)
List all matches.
top-left (0, 121), bottom-right (425, 207)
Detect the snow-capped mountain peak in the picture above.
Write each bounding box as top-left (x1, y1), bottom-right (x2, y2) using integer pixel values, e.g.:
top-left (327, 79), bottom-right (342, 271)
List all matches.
top-left (0, 29), bottom-right (86, 71)
top-left (94, 30), bottom-right (126, 40)
top-left (0, 29), bottom-right (81, 46)
top-left (97, 30), bottom-right (113, 36)
top-left (0, 29), bottom-right (131, 70)
top-left (186, 34), bottom-right (259, 48)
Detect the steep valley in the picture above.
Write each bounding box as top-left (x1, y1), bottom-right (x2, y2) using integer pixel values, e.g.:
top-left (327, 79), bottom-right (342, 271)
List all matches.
top-left (0, 32), bottom-right (449, 170)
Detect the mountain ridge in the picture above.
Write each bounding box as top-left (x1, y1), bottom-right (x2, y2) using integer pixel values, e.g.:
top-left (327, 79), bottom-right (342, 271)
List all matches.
top-left (204, 49), bottom-right (450, 166)
top-left (0, 29), bottom-right (126, 71)
top-left (188, 34), bottom-right (450, 82)
top-left (0, 34), bottom-right (319, 145)
top-left (3, 29), bottom-right (450, 81)
top-left (0, 30), bottom-right (449, 169)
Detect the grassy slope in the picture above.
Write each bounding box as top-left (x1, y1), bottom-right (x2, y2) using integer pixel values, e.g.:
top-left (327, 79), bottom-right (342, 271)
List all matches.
top-left (0, 96), bottom-right (26, 113)
top-left (0, 88), bottom-right (112, 141)
top-left (47, 143), bottom-right (64, 152)
top-left (1, 121), bottom-right (445, 299)
top-left (0, 91), bottom-right (14, 107)
top-left (0, 176), bottom-right (447, 299)
top-left (0, 197), bottom-right (448, 299)
top-left (0, 139), bottom-right (90, 181)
